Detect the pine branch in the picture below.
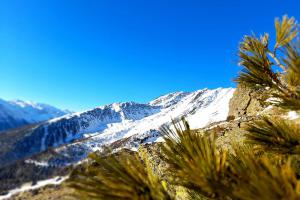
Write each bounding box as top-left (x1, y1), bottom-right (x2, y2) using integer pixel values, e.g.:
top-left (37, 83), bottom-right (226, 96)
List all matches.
top-left (235, 34), bottom-right (283, 90)
top-left (267, 51), bottom-right (287, 71)
top-left (275, 15), bottom-right (298, 50)
top-left (245, 116), bottom-right (300, 154)
top-left (236, 15), bottom-right (300, 111)
top-left (160, 119), bottom-right (233, 199)
top-left (67, 150), bottom-right (173, 200)
top-left (230, 149), bottom-right (300, 200)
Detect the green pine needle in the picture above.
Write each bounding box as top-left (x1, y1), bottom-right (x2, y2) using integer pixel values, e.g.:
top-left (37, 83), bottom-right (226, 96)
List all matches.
top-left (67, 150), bottom-right (173, 200)
top-left (245, 116), bottom-right (300, 154)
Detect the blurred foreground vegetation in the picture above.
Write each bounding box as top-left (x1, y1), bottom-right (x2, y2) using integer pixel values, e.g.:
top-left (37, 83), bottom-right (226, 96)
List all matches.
top-left (68, 16), bottom-right (300, 200)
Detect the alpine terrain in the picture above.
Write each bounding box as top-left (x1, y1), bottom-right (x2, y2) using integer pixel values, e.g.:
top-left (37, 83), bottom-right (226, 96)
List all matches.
top-left (0, 87), bottom-right (234, 198)
top-left (0, 99), bottom-right (70, 132)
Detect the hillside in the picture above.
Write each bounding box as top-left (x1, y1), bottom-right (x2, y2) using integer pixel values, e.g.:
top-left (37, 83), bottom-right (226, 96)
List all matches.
top-left (0, 87), bottom-right (234, 199)
top-left (0, 84), bottom-right (267, 200)
top-left (0, 99), bottom-right (69, 132)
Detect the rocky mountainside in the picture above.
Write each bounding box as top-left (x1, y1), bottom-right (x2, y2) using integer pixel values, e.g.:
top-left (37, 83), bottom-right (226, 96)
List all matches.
top-left (0, 88), bottom-right (234, 167)
top-left (0, 85), bottom-right (270, 200)
top-left (0, 99), bottom-right (69, 132)
top-left (0, 88), bottom-right (234, 198)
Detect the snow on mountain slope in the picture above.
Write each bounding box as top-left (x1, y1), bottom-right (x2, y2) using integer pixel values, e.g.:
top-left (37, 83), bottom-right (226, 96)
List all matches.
top-left (0, 176), bottom-right (68, 200)
top-left (149, 91), bottom-right (190, 108)
top-left (76, 88), bottom-right (235, 150)
top-left (0, 88), bottom-right (237, 198)
top-left (0, 99), bottom-right (70, 132)
top-left (0, 88), bottom-right (235, 167)
top-left (49, 87), bottom-right (235, 165)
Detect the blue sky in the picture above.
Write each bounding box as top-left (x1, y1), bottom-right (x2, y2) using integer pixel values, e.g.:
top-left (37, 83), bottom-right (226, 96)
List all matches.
top-left (1, 0), bottom-right (299, 111)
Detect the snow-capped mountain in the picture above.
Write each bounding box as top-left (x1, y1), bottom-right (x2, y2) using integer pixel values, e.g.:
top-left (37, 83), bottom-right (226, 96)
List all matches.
top-left (0, 99), bottom-right (70, 132)
top-left (0, 88), bottom-right (235, 167)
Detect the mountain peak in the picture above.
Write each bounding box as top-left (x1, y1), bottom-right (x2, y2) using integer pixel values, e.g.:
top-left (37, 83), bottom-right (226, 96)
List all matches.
top-left (10, 99), bottom-right (37, 108)
top-left (0, 99), bottom-right (69, 132)
top-left (149, 89), bottom-right (212, 108)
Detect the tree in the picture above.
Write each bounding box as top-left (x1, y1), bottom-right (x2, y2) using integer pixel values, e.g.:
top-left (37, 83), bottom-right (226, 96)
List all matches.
top-left (69, 16), bottom-right (300, 200)
top-left (160, 15), bottom-right (300, 199)
top-left (235, 15), bottom-right (300, 110)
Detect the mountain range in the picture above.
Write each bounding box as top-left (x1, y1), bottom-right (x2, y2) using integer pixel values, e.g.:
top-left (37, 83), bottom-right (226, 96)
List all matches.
top-left (0, 99), bottom-right (70, 132)
top-left (0, 88), bottom-right (234, 165)
top-left (0, 87), bottom-right (235, 197)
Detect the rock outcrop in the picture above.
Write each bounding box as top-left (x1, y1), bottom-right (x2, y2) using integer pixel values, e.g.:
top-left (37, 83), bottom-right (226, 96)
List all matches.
top-left (228, 84), bottom-right (265, 119)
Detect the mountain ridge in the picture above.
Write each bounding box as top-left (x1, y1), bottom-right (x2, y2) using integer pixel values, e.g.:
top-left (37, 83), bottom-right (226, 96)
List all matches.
top-left (0, 87), bottom-right (235, 197)
top-left (0, 87), bottom-right (234, 168)
top-left (0, 99), bottom-right (70, 132)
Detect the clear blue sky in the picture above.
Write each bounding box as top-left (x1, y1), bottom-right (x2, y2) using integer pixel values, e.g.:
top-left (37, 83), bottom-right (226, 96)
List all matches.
top-left (1, 0), bottom-right (299, 111)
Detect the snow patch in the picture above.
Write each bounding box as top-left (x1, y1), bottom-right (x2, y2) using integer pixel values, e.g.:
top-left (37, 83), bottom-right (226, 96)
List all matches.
top-left (287, 111), bottom-right (300, 120)
top-left (0, 176), bottom-right (68, 200)
top-left (24, 159), bottom-right (49, 167)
